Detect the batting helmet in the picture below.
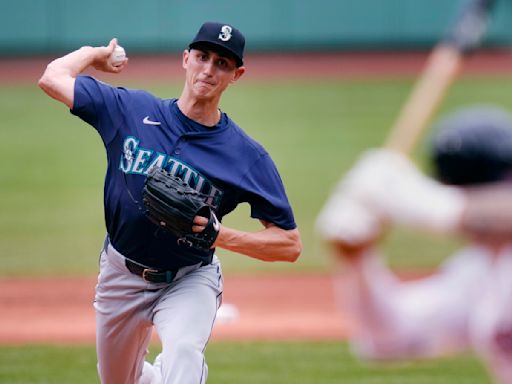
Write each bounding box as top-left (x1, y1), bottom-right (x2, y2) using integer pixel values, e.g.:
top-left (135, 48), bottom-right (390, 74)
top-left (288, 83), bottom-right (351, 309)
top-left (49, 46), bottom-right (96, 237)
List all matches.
top-left (431, 105), bottom-right (512, 186)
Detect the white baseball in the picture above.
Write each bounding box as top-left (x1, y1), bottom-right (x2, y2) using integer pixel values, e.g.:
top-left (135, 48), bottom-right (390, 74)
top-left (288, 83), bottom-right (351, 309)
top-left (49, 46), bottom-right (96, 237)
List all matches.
top-left (110, 45), bottom-right (126, 66)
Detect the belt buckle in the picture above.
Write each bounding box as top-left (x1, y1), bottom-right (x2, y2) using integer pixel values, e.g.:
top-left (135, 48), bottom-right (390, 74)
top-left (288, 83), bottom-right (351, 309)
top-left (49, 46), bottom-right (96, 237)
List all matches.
top-left (142, 268), bottom-right (159, 282)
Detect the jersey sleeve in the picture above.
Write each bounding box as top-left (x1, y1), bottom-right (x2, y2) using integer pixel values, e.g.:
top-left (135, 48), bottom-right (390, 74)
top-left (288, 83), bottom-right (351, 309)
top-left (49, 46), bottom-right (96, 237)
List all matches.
top-left (70, 75), bottom-right (125, 145)
top-left (241, 154), bottom-right (296, 230)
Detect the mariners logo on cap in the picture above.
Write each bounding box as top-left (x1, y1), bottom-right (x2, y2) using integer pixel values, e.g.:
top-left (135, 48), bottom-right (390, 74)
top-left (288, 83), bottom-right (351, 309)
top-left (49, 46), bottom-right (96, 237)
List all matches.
top-left (218, 25), bottom-right (232, 42)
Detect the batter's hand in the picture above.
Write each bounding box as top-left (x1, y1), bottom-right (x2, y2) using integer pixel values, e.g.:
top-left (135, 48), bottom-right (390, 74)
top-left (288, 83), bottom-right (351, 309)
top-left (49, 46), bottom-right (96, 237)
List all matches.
top-left (91, 38), bottom-right (128, 73)
top-left (316, 188), bottom-right (385, 247)
top-left (331, 237), bottom-right (382, 264)
top-left (316, 150), bottom-right (395, 246)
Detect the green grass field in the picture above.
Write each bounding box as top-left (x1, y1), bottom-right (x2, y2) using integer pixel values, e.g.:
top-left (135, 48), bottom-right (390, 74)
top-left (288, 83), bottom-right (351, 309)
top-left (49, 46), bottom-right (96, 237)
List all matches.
top-left (0, 342), bottom-right (491, 384)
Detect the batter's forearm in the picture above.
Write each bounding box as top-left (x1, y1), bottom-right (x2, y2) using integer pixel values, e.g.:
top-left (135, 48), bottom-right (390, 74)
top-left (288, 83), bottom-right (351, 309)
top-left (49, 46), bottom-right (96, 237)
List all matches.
top-left (461, 184), bottom-right (512, 242)
top-left (216, 226), bottom-right (301, 262)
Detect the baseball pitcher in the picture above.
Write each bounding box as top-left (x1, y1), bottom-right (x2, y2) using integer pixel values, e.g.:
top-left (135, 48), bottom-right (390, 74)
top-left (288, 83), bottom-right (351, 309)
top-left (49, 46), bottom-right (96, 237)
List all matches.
top-left (38, 22), bottom-right (301, 384)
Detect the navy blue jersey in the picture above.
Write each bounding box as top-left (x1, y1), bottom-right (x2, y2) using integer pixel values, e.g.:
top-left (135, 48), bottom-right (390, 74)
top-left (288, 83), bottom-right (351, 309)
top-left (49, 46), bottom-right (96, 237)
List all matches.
top-left (71, 75), bottom-right (296, 269)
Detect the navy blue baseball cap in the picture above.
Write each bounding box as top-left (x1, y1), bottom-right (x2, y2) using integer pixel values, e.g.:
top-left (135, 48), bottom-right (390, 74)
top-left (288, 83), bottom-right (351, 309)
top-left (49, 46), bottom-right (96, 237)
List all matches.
top-left (189, 22), bottom-right (245, 67)
top-left (432, 106), bottom-right (512, 185)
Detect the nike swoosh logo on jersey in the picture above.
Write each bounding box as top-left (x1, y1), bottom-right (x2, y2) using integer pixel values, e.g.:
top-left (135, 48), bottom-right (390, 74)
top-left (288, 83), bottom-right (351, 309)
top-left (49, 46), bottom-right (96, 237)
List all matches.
top-left (143, 116), bottom-right (161, 126)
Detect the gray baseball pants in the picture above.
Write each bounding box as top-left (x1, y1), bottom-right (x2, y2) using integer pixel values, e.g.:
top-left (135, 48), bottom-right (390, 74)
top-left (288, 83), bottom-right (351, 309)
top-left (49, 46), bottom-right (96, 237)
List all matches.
top-left (94, 241), bottom-right (223, 384)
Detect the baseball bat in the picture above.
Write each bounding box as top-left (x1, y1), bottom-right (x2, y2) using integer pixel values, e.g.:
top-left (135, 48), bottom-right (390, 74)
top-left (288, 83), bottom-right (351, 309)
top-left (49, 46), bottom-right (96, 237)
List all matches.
top-left (384, 0), bottom-right (496, 155)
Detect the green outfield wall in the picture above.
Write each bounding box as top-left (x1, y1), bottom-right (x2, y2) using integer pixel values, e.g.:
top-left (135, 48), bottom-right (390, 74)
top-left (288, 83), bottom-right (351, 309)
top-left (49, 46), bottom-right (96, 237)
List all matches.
top-left (1, 0), bottom-right (511, 55)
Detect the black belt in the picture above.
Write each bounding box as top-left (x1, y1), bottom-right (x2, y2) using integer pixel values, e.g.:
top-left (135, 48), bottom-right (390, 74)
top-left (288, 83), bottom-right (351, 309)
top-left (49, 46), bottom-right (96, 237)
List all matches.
top-left (125, 258), bottom-right (178, 284)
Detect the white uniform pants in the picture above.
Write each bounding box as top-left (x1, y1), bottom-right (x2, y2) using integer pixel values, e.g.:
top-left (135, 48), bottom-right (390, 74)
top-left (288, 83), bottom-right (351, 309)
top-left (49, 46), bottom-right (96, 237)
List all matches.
top-left (94, 242), bottom-right (223, 384)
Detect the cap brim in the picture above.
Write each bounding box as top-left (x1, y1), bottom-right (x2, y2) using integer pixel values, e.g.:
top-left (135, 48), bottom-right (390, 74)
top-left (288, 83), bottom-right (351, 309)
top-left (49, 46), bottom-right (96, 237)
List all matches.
top-left (189, 41), bottom-right (243, 67)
